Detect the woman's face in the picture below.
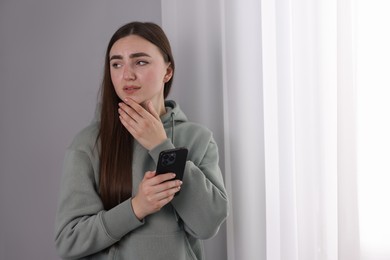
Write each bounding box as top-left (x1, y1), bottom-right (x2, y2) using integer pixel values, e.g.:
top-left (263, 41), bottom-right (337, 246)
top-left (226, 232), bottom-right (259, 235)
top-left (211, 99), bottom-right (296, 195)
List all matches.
top-left (109, 35), bottom-right (172, 112)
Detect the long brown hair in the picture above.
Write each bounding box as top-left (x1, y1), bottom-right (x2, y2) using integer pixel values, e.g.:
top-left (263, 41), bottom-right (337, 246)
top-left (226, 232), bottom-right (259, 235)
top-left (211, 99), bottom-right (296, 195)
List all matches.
top-left (98, 22), bottom-right (175, 210)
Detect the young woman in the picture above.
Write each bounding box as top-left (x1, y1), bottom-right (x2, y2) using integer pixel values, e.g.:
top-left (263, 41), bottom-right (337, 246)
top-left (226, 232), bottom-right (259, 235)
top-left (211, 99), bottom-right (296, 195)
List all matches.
top-left (55, 22), bottom-right (229, 259)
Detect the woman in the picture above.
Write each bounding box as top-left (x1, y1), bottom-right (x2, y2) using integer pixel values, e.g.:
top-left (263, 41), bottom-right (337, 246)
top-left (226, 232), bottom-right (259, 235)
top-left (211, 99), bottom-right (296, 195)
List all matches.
top-left (55, 22), bottom-right (229, 259)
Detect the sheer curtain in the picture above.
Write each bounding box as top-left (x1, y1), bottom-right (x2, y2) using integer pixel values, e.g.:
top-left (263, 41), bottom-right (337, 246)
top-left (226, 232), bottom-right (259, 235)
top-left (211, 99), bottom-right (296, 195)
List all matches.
top-left (160, 0), bottom-right (381, 260)
top-left (356, 1), bottom-right (390, 259)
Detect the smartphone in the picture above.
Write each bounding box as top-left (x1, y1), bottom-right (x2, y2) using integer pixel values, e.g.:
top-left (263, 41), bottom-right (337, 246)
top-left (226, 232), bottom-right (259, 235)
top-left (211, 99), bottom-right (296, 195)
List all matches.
top-left (156, 147), bottom-right (188, 183)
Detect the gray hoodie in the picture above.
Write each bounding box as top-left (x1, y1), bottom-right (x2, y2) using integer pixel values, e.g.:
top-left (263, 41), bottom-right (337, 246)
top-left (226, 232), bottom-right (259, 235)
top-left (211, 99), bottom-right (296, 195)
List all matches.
top-left (55, 100), bottom-right (229, 260)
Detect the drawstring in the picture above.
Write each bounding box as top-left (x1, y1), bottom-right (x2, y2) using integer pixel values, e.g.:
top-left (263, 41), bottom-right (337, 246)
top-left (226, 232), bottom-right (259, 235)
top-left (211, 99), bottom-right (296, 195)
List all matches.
top-left (170, 112), bottom-right (175, 144)
top-left (169, 110), bottom-right (182, 223)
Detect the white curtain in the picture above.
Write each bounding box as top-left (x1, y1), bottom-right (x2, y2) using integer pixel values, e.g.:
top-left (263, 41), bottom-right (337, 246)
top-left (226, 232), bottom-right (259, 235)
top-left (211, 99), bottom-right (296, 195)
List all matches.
top-left (356, 1), bottom-right (390, 260)
top-left (161, 0), bottom-right (388, 260)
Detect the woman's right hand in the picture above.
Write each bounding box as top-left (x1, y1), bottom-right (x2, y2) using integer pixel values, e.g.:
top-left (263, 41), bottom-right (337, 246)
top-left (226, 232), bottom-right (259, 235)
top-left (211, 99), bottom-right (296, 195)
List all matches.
top-left (131, 171), bottom-right (182, 220)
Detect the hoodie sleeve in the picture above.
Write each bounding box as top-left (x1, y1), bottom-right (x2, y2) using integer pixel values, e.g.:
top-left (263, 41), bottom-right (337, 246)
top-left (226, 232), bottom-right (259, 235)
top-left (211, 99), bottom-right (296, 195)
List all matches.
top-left (171, 138), bottom-right (229, 240)
top-left (54, 149), bottom-right (144, 259)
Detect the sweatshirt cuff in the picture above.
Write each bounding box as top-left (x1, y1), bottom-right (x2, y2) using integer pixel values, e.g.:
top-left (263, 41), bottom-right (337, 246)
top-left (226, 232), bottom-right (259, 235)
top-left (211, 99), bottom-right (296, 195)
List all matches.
top-left (101, 198), bottom-right (144, 240)
top-left (149, 139), bottom-right (175, 164)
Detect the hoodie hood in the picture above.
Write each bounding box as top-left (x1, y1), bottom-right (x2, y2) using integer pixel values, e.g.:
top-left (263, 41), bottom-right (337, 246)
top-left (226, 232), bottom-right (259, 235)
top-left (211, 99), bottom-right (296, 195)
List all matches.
top-left (160, 100), bottom-right (188, 126)
top-left (161, 100), bottom-right (188, 144)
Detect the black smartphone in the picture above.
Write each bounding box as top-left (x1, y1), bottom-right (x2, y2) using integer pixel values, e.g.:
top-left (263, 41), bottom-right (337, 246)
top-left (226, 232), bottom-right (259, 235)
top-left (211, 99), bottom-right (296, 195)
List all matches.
top-left (156, 147), bottom-right (188, 182)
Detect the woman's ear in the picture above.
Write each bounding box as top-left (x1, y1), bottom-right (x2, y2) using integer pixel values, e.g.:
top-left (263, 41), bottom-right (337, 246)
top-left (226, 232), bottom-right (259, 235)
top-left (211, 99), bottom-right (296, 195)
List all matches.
top-left (163, 64), bottom-right (173, 83)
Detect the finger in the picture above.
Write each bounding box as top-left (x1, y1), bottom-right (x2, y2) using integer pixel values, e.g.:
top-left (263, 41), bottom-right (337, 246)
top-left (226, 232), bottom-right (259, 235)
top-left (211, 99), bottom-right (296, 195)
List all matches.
top-left (147, 173), bottom-right (176, 186)
top-left (151, 181), bottom-right (181, 200)
top-left (119, 103), bottom-right (140, 124)
top-left (155, 186), bottom-right (181, 201)
top-left (146, 100), bottom-right (160, 120)
top-left (119, 102), bottom-right (155, 133)
top-left (124, 98), bottom-right (151, 120)
top-left (144, 171), bottom-right (156, 179)
top-left (119, 113), bottom-right (138, 135)
top-left (157, 187), bottom-right (180, 203)
top-left (157, 194), bottom-right (175, 208)
top-left (118, 105), bottom-right (145, 135)
top-left (154, 179), bottom-right (182, 194)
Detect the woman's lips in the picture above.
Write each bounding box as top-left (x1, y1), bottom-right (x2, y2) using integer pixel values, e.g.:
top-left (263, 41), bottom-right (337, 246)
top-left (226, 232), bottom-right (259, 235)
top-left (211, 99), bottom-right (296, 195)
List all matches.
top-left (123, 86), bottom-right (141, 94)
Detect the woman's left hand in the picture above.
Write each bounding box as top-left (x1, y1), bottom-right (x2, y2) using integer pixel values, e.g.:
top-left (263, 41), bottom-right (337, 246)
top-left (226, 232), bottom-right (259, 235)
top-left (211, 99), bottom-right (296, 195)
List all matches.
top-left (118, 99), bottom-right (167, 150)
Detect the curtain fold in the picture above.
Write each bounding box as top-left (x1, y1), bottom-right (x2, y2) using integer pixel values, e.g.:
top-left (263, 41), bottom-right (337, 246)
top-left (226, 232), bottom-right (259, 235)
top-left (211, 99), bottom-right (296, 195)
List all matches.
top-left (337, 0), bottom-right (360, 259)
top-left (222, 0), bottom-right (267, 259)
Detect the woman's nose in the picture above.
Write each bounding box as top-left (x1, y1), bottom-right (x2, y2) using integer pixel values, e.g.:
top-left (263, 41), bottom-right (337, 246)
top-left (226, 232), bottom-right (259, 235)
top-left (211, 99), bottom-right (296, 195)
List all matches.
top-left (123, 66), bottom-right (135, 80)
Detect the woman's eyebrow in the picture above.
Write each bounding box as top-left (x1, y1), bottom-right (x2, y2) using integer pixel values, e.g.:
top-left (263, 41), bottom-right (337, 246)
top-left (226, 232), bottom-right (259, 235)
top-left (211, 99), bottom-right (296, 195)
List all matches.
top-left (110, 52), bottom-right (151, 61)
top-left (109, 55), bottom-right (122, 61)
top-left (129, 52), bottom-right (151, 58)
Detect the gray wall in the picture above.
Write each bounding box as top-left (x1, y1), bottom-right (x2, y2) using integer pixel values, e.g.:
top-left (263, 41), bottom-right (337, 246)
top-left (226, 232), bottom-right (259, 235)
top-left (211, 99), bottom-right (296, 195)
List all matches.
top-left (0, 1), bottom-right (154, 259)
top-left (0, 1), bottom-right (227, 259)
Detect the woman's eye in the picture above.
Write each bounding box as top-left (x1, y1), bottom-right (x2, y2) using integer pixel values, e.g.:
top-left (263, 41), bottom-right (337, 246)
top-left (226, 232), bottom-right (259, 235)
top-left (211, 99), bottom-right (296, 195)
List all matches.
top-left (136, 60), bottom-right (149, 66)
top-left (111, 63), bottom-right (122, 68)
